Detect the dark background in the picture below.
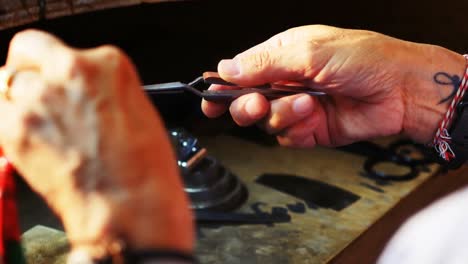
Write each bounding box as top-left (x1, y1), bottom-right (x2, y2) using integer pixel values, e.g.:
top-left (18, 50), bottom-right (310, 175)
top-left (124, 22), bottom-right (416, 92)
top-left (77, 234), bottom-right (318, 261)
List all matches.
top-left (1, 0), bottom-right (468, 128)
top-left (4, 0), bottom-right (468, 231)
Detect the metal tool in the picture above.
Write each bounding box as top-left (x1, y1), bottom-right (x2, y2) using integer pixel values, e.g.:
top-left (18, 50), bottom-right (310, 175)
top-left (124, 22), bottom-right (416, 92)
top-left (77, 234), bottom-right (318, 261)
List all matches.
top-left (144, 72), bottom-right (326, 103)
top-left (195, 209), bottom-right (291, 225)
top-left (337, 140), bottom-right (435, 181)
top-left (169, 128), bottom-right (248, 211)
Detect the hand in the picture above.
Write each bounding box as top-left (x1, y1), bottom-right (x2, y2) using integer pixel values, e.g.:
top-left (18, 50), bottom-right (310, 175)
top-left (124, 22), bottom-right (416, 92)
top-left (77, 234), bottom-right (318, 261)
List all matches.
top-left (202, 25), bottom-right (465, 146)
top-left (0, 30), bottom-right (193, 259)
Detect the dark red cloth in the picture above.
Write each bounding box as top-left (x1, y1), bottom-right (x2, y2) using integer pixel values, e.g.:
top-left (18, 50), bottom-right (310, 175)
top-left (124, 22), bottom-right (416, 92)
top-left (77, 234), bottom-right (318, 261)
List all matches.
top-left (0, 150), bottom-right (19, 258)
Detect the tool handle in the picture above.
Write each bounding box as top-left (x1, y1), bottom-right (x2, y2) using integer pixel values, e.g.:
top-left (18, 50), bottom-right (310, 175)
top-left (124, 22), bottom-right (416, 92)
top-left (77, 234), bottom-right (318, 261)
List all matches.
top-left (202, 72), bottom-right (236, 86)
top-left (202, 89), bottom-right (292, 103)
top-left (203, 72), bottom-right (270, 88)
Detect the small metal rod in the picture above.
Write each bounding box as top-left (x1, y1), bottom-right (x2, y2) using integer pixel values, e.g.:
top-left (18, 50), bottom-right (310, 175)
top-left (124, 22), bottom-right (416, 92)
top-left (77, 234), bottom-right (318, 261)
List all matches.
top-left (186, 148), bottom-right (208, 170)
top-left (143, 82), bottom-right (186, 93)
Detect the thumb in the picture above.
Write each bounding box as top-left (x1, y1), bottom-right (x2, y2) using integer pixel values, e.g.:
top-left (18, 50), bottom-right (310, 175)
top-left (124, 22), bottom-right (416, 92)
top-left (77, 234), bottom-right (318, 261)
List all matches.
top-left (218, 44), bottom-right (318, 86)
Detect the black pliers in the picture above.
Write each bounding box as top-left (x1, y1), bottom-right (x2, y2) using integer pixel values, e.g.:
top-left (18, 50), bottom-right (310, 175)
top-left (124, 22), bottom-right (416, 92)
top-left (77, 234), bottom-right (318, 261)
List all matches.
top-left (144, 72), bottom-right (326, 103)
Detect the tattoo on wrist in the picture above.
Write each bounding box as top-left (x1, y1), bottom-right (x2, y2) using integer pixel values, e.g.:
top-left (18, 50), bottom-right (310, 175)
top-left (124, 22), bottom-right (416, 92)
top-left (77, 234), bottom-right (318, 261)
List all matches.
top-left (434, 72), bottom-right (461, 104)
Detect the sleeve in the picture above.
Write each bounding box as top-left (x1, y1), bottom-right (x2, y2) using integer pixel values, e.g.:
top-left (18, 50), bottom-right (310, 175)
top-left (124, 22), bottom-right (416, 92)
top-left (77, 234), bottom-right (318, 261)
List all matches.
top-left (378, 185), bottom-right (468, 264)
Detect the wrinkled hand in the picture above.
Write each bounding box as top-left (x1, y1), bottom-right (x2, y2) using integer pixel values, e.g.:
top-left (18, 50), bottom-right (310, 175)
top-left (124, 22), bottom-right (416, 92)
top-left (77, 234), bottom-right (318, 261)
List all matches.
top-left (202, 25), bottom-right (465, 146)
top-left (0, 30), bottom-right (193, 258)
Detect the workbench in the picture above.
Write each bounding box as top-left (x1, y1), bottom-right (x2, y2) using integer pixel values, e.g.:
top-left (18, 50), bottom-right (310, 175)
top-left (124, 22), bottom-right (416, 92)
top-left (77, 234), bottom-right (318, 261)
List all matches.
top-left (21, 131), bottom-right (468, 264)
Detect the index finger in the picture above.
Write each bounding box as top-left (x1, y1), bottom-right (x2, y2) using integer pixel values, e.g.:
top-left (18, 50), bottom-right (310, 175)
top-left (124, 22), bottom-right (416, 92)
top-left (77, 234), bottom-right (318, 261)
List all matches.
top-left (201, 84), bottom-right (239, 118)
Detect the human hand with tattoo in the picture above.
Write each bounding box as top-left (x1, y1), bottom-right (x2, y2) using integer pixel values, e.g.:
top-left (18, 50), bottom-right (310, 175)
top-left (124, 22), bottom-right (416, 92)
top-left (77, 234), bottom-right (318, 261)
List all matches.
top-left (202, 25), bottom-right (466, 146)
top-left (0, 30), bottom-right (194, 261)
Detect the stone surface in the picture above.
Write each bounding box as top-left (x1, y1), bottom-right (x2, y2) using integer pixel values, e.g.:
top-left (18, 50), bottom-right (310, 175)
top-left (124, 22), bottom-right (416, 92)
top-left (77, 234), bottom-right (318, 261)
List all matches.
top-left (21, 225), bottom-right (68, 264)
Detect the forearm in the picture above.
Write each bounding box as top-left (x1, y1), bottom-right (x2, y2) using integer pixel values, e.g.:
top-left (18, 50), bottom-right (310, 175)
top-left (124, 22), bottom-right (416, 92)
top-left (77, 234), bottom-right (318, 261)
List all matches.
top-left (399, 42), bottom-right (466, 143)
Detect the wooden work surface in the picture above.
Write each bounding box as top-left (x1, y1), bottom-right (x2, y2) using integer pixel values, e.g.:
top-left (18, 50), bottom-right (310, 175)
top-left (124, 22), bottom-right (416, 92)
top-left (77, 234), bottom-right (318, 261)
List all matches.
top-left (21, 133), bottom-right (443, 264)
top-left (193, 134), bottom-right (438, 264)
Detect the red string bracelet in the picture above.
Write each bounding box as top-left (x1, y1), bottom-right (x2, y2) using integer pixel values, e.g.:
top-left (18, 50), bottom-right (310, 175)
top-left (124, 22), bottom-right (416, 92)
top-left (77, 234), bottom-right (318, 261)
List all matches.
top-left (0, 149), bottom-right (25, 264)
top-left (432, 55), bottom-right (468, 161)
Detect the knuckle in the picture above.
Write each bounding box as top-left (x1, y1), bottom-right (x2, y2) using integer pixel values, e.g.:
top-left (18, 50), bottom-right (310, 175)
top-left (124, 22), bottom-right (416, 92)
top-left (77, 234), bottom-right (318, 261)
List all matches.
top-left (230, 112), bottom-right (256, 127)
top-left (10, 29), bottom-right (45, 47)
top-left (265, 114), bottom-right (283, 134)
top-left (264, 99), bottom-right (292, 133)
top-left (9, 30), bottom-right (32, 48)
top-left (302, 42), bottom-right (319, 64)
top-left (63, 52), bottom-right (81, 72)
top-left (100, 45), bottom-right (132, 70)
top-left (92, 45), bottom-right (136, 82)
top-left (10, 30), bottom-right (63, 55)
top-left (57, 52), bottom-right (84, 81)
top-left (97, 45), bottom-right (124, 61)
top-left (84, 45), bottom-right (127, 73)
top-left (301, 42), bottom-right (325, 79)
top-left (231, 115), bottom-right (252, 127)
top-left (241, 50), bottom-right (272, 72)
top-left (229, 108), bottom-right (249, 127)
top-left (277, 136), bottom-right (293, 147)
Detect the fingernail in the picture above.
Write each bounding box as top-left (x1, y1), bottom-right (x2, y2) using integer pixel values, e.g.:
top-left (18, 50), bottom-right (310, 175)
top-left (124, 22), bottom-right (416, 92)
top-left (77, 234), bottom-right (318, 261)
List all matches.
top-left (293, 95), bottom-right (313, 115)
top-left (219, 59), bottom-right (240, 77)
top-left (246, 98), bottom-right (265, 118)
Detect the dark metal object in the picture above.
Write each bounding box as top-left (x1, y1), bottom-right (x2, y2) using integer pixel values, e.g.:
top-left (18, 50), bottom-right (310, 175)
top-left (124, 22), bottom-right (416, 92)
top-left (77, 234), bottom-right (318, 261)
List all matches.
top-left (256, 173), bottom-right (360, 211)
top-left (337, 140), bottom-right (434, 181)
top-left (145, 72), bottom-right (326, 103)
top-left (184, 156), bottom-right (248, 211)
top-left (169, 128), bottom-right (247, 211)
top-left (195, 210), bottom-right (290, 225)
top-left (169, 128), bottom-right (205, 170)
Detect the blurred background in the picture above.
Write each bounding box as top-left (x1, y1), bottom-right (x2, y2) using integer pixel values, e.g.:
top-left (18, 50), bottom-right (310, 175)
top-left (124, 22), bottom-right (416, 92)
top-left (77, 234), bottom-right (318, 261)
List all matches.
top-left (2, 0), bottom-right (468, 232)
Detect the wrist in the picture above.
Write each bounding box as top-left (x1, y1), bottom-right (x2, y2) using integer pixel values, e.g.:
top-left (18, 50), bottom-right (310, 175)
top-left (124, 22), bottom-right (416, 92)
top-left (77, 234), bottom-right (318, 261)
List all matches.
top-left (57, 178), bottom-right (194, 260)
top-left (400, 43), bottom-right (466, 143)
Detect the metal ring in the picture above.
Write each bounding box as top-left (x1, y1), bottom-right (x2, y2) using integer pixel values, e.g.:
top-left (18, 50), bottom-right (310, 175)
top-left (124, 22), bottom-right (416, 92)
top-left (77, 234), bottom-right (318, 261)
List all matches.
top-left (363, 158), bottom-right (419, 182)
top-left (0, 68), bottom-right (17, 100)
top-left (387, 140), bottom-right (435, 166)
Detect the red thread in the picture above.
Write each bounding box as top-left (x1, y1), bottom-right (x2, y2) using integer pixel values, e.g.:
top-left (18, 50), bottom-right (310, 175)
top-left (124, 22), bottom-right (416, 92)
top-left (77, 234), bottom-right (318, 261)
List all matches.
top-left (432, 55), bottom-right (468, 161)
